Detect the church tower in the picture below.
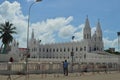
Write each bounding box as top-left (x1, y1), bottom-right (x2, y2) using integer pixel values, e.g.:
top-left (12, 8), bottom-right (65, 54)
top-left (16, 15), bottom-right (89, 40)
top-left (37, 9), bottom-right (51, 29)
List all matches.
top-left (83, 16), bottom-right (91, 40)
top-left (96, 20), bottom-right (104, 51)
top-left (96, 20), bottom-right (102, 41)
top-left (92, 20), bottom-right (104, 51)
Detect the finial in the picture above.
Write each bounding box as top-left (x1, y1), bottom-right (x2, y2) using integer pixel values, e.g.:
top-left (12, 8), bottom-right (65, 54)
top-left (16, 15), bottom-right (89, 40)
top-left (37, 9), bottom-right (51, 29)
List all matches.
top-left (86, 15), bottom-right (88, 19)
top-left (98, 18), bottom-right (100, 22)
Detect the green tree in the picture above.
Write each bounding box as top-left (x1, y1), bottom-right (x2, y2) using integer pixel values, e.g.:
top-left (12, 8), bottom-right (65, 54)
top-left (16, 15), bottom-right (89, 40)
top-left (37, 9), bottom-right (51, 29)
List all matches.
top-left (104, 49), bottom-right (120, 55)
top-left (0, 21), bottom-right (17, 53)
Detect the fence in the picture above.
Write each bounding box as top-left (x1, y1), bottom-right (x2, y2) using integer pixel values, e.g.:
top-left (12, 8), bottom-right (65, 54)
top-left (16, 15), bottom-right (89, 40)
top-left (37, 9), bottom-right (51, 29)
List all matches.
top-left (0, 62), bottom-right (120, 75)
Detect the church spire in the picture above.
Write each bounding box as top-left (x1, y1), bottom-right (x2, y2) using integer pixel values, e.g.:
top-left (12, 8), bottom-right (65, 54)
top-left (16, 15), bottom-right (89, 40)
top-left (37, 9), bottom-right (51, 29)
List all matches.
top-left (94, 19), bottom-right (103, 45)
top-left (96, 19), bottom-right (101, 30)
top-left (84, 15), bottom-right (91, 29)
top-left (96, 19), bottom-right (102, 37)
top-left (83, 16), bottom-right (91, 40)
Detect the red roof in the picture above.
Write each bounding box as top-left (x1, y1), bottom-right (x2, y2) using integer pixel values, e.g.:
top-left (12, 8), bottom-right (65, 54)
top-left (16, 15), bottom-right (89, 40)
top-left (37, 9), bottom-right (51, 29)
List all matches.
top-left (19, 48), bottom-right (27, 51)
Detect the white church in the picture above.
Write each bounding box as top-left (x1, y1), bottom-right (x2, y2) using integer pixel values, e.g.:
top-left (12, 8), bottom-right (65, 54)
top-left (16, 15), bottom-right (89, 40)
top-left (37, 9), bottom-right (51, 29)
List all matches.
top-left (28, 17), bottom-right (119, 65)
top-left (1, 17), bottom-right (119, 67)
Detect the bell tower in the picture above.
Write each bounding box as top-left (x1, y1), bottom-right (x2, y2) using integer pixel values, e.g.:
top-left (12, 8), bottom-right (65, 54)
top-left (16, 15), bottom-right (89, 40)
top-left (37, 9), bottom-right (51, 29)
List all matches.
top-left (96, 19), bottom-right (102, 41)
top-left (83, 16), bottom-right (91, 40)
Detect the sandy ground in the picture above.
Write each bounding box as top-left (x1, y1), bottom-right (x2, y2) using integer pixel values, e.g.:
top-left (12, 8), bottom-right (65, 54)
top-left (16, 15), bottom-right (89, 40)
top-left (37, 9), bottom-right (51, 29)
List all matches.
top-left (0, 71), bottom-right (120, 80)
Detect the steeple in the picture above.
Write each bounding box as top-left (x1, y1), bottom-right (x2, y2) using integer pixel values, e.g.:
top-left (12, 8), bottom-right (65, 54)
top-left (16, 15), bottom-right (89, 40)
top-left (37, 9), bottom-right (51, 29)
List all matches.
top-left (83, 16), bottom-right (91, 40)
top-left (84, 15), bottom-right (91, 29)
top-left (31, 29), bottom-right (34, 39)
top-left (93, 19), bottom-right (104, 51)
top-left (96, 19), bottom-right (102, 39)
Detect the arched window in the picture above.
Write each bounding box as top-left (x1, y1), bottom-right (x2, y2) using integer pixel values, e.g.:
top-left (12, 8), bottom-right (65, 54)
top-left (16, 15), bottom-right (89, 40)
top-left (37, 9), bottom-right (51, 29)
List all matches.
top-left (46, 48), bottom-right (48, 52)
top-left (80, 47), bottom-right (82, 51)
top-left (53, 48), bottom-right (55, 52)
top-left (56, 48), bottom-right (59, 52)
top-left (60, 48), bottom-right (62, 52)
top-left (68, 48), bottom-right (70, 52)
top-left (94, 48), bottom-right (96, 51)
top-left (64, 48), bottom-right (66, 52)
top-left (76, 47), bottom-right (78, 51)
top-left (84, 46), bottom-right (86, 51)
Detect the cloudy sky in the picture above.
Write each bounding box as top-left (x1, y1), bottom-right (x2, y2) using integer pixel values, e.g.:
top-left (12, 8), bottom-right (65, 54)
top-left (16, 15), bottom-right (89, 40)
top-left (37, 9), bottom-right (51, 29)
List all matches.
top-left (0, 0), bottom-right (119, 51)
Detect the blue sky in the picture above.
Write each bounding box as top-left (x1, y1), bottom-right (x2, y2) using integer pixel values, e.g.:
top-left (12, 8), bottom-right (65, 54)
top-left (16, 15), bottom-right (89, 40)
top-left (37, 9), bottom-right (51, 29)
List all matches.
top-left (0, 0), bottom-right (120, 51)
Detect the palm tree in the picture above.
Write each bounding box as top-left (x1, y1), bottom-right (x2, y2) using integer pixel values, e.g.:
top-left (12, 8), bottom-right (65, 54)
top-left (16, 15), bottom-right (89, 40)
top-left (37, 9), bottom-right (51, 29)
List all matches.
top-left (0, 21), bottom-right (17, 54)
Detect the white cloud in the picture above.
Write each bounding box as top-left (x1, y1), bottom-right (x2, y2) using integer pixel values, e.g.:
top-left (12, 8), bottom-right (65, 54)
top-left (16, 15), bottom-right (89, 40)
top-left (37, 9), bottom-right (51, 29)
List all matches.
top-left (72, 24), bottom-right (84, 41)
top-left (103, 38), bottom-right (118, 51)
top-left (59, 25), bottom-right (76, 39)
top-left (0, 1), bottom-right (25, 21)
top-left (31, 16), bottom-right (73, 34)
top-left (38, 32), bottom-right (55, 44)
top-left (30, 16), bottom-right (74, 43)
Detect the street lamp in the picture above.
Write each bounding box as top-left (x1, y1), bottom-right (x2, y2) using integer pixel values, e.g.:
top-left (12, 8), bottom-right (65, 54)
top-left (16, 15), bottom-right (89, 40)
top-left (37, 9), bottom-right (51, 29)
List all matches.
top-left (117, 32), bottom-right (120, 52)
top-left (117, 32), bottom-right (120, 71)
top-left (71, 36), bottom-right (75, 73)
top-left (39, 40), bottom-right (41, 61)
top-left (26, 0), bottom-right (42, 73)
top-left (71, 51), bottom-right (74, 72)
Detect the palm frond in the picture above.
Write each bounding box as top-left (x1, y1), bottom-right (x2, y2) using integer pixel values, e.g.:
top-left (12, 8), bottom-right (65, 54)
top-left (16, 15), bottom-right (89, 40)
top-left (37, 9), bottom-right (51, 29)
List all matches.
top-left (0, 21), bottom-right (17, 46)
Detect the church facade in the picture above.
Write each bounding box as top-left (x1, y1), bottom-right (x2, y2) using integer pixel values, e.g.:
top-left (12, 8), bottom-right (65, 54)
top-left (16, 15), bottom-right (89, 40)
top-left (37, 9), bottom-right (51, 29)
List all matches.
top-left (28, 17), bottom-right (119, 64)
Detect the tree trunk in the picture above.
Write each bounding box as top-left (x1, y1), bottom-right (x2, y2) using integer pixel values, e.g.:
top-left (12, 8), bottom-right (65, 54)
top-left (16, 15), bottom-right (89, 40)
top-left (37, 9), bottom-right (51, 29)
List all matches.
top-left (2, 44), bottom-right (9, 54)
top-left (0, 44), bottom-right (3, 54)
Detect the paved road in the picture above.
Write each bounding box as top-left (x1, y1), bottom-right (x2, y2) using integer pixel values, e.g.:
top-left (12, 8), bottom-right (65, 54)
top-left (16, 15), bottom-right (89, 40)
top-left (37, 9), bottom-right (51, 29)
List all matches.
top-left (0, 72), bottom-right (120, 80)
